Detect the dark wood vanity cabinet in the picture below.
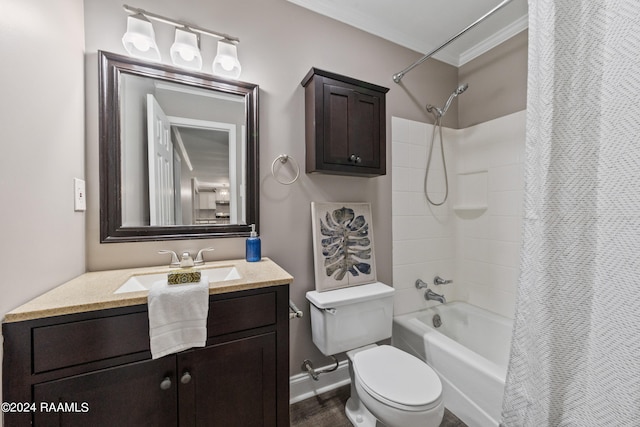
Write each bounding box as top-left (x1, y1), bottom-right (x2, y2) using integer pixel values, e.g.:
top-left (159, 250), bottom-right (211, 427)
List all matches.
top-left (301, 67), bottom-right (389, 177)
top-left (2, 285), bottom-right (289, 427)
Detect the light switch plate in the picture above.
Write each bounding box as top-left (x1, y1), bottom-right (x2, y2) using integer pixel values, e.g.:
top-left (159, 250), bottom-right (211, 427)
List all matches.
top-left (74, 178), bottom-right (86, 212)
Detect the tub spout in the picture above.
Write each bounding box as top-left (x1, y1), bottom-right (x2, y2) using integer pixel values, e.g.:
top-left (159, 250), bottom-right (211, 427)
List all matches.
top-left (424, 289), bottom-right (446, 304)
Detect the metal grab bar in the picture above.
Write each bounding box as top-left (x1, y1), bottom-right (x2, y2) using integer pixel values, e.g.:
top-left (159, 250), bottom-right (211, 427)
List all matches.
top-left (289, 299), bottom-right (303, 319)
top-left (393, 0), bottom-right (514, 83)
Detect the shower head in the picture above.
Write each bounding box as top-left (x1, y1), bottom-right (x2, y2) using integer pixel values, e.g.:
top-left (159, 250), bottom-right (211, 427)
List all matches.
top-left (455, 83), bottom-right (469, 95)
top-left (433, 82), bottom-right (469, 117)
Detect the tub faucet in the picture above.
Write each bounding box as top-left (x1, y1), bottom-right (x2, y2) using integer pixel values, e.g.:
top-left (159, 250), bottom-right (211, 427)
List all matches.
top-left (424, 289), bottom-right (446, 304)
top-left (415, 279), bottom-right (429, 289)
top-left (434, 276), bottom-right (453, 285)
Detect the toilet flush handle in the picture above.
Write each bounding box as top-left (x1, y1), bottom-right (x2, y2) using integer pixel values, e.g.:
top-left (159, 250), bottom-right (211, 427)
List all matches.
top-left (323, 308), bottom-right (337, 315)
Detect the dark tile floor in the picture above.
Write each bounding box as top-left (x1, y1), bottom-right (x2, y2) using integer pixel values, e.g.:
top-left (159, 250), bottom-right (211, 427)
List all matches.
top-left (290, 384), bottom-right (468, 427)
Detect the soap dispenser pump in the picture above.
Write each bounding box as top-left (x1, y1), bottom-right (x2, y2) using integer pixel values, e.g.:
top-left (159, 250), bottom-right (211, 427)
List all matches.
top-left (246, 224), bottom-right (261, 262)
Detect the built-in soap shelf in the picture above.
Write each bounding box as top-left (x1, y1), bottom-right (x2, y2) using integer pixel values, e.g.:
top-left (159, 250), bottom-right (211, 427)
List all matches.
top-left (453, 170), bottom-right (488, 213)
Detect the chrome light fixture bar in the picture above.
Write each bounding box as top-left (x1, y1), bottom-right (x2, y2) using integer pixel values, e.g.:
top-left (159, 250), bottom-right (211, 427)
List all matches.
top-left (122, 4), bottom-right (241, 77)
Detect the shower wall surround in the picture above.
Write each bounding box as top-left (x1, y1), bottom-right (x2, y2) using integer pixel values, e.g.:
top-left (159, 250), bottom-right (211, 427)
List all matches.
top-left (392, 111), bottom-right (526, 318)
top-left (391, 117), bottom-right (457, 314)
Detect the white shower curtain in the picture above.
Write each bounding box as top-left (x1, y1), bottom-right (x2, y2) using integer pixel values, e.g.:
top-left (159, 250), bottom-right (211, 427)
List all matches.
top-left (501, 1), bottom-right (640, 426)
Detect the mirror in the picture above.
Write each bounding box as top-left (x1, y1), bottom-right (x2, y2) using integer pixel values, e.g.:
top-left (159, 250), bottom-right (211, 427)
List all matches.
top-left (99, 51), bottom-right (259, 242)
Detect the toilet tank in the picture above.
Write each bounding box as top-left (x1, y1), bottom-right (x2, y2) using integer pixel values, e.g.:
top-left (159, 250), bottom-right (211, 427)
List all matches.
top-left (306, 282), bottom-right (395, 356)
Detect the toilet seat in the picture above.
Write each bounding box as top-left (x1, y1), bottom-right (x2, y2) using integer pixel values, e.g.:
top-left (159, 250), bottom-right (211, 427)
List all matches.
top-left (353, 345), bottom-right (442, 412)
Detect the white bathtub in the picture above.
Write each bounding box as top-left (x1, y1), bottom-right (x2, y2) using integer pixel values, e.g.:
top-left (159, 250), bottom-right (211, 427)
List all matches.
top-left (392, 302), bottom-right (513, 427)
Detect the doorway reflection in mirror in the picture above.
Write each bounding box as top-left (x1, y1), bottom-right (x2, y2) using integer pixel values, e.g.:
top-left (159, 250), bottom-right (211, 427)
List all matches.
top-left (120, 73), bottom-right (246, 227)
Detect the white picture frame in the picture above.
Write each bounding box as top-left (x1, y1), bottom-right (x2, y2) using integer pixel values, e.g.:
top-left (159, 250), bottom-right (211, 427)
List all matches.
top-left (311, 202), bottom-right (377, 292)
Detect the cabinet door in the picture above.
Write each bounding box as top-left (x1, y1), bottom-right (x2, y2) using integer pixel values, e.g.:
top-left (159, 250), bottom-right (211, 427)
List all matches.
top-left (322, 83), bottom-right (381, 170)
top-left (33, 357), bottom-right (177, 427)
top-left (322, 84), bottom-right (352, 166)
top-left (178, 332), bottom-right (277, 427)
top-left (349, 91), bottom-right (381, 169)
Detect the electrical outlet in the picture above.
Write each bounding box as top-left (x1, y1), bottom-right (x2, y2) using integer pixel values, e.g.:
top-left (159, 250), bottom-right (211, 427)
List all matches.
top-left (74, 178), bottom-right (86, 212)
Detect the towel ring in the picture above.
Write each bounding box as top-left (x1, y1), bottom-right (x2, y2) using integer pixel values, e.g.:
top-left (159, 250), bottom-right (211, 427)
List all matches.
top-left (271, 154), bottom-right (300, 185)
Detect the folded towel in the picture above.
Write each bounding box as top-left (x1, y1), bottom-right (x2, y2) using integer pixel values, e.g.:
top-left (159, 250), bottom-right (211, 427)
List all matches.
top-left (148, 275), bottom-right (209, 359)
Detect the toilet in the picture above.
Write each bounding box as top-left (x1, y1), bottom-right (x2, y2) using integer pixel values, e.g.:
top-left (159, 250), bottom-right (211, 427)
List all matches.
top-left (306, 282), bottom-right (444, 427)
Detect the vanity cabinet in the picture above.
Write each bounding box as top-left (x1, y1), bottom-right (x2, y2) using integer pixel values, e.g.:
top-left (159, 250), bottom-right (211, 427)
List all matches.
top-left (2, 285), bottom-right (289, 427)
top-left (301, 67), bottom-right (389, 177)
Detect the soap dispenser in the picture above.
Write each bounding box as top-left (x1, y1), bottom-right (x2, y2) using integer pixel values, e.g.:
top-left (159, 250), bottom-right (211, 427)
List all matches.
top-left (246, 224), bottom-right (261, 262)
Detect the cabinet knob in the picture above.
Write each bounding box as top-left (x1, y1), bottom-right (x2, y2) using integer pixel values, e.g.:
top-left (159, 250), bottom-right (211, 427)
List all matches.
top-left (349, 154), bottom-right (362, 164)
top-left (181, 371), bottom-right (192, 384)
top-left (160, 377), bottom-right (172, 390)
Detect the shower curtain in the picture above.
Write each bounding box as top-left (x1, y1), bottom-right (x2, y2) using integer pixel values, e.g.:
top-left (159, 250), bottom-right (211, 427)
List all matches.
top-left (501, 1), bottom-right (640, 426)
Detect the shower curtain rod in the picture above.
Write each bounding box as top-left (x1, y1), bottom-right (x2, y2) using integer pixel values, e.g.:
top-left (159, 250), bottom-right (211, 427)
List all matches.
top-left (392, 0), bottom-right (514, 83)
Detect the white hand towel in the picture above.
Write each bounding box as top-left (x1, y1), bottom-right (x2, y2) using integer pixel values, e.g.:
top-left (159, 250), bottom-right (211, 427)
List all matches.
top-left (148, 275), bottom-right (209, 359)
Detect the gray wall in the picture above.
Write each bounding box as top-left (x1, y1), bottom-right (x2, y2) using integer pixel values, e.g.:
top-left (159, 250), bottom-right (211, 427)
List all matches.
top-left (0, 0), bottom-right (86, 409)
top-left (83, 0), bottom-right (458, 374)
top-left (458, 30), bottom-right (528, 128)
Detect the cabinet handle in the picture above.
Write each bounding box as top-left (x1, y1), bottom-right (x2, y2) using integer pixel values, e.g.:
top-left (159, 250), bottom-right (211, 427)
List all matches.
top-left (181, 371), bottom-right (192, 384)
top-left (355, 156), bottom-right (362, 164)
top-left (160, 377), bottom-right (172, 390)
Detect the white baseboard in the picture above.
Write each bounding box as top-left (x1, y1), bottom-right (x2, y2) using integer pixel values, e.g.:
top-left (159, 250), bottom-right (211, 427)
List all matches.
top-left (289, 359), bottom-right (351, 404)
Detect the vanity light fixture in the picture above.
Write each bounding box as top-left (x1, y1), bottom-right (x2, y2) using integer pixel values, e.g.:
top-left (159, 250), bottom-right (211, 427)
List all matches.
top-left (122, 13), bottom-right (161, 61)
top-left (122, 4), bottom-right (241, 77)
top-left (170, 27), bottom-right (202, 71)
top-left (212, 40), bottom-right (242, 79)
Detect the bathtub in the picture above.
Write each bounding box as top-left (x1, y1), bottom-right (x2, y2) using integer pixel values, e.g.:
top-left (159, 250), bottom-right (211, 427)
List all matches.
top-left (392, 302), bottom-right (513, 427)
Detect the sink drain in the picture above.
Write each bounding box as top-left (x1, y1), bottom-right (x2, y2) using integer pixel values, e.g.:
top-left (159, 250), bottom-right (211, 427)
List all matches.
top-left (433, 314), bottom-right (442, 328)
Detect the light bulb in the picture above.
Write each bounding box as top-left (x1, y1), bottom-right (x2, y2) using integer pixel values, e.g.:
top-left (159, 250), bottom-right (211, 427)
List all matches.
top-left (170, 27), bottom-right (202, 70)
top-left (212, 40), bottom-right (241, 79)
top-left (132, 36), bottom-right (151, 52)
top-left (122, 14), bottom-right (160, 61)
top-left (179, 49), bottom-right (195, 61)
top-left (220, 56), bottom-right (235, 71)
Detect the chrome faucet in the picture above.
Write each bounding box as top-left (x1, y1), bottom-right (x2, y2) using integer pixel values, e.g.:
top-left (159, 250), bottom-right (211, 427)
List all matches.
top-left (159, 247), bottom-right (214, 268)
top-left (415, 279), bottom-right (429, 289)
top-left (180, 252), bottom-right (195, 268)
top-left (424, 289), bottom-right (446, 304)
top-left (194, 247), bottom-right (214, 266)
top-left (159, 250), bottom-right (181, 268)
top-left (433, 276), bottom-right (453, 285)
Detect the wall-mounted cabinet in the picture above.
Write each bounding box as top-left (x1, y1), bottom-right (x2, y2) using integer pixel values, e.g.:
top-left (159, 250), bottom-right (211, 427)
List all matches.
top-left (301, 68), bottom-right (389, 177)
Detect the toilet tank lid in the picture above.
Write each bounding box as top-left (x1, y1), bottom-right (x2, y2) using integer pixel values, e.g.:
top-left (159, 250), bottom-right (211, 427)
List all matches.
top-left (306, 282), bottom-right (394, 309)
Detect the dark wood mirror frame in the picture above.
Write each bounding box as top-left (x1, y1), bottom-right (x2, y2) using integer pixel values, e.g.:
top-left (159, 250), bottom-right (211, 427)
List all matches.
top-left (99, 51), bottom-right (259, 243)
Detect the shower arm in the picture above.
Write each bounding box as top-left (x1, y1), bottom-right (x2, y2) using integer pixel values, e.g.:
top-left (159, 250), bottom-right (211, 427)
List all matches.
top-left (392, 0), bottom-right (514, 83)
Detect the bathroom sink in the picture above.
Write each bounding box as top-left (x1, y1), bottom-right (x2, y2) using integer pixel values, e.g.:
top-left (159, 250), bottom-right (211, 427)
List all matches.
top-left (114, 266), bottom-right (241, 294)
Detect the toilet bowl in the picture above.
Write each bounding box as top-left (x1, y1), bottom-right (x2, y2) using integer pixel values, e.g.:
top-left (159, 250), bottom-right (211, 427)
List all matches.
top-left (346, 345), bottom-right (444, 427)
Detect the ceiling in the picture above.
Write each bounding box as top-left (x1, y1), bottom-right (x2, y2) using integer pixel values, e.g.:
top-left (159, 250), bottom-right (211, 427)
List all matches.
top-left (287, 0), bottom-right (528, 67)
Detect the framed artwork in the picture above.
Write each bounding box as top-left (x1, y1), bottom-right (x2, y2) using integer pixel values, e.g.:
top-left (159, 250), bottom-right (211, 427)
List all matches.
top-left (311, 202), bottom-right (377, 292)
